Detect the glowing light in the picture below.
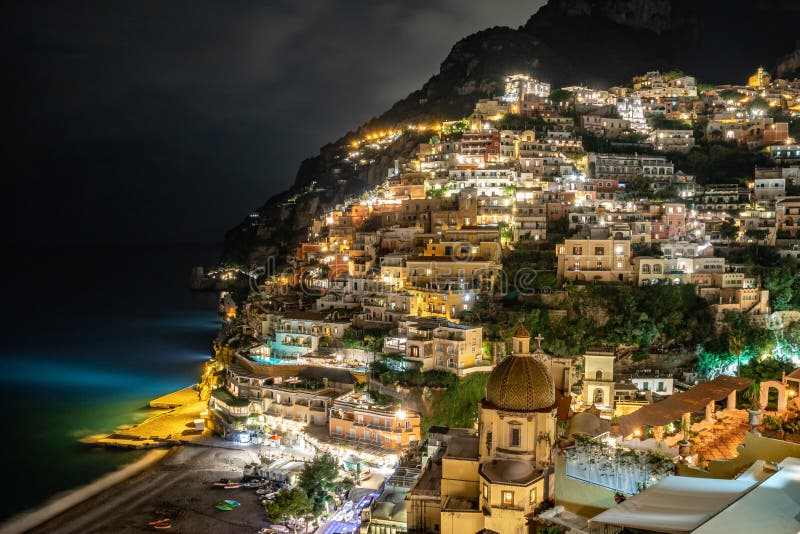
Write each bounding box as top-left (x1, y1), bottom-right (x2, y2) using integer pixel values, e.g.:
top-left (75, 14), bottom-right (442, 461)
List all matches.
top-left (395, 410), bottom-right (407, 420)
top-left (633, 428), bottom-right (642, 437)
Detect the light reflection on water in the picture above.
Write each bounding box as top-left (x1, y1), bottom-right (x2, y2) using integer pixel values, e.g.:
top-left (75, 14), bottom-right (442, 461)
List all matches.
top-left (0, 243), bottom-right (221, 523)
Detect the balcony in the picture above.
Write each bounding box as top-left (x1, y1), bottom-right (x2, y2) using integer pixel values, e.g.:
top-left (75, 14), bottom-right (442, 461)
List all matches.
top-left (567, 266), bottom-right (610, 272)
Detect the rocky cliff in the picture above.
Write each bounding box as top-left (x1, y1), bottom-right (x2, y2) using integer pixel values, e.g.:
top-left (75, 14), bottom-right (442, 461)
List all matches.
top-left (223, 0), bottom-right (800, 266)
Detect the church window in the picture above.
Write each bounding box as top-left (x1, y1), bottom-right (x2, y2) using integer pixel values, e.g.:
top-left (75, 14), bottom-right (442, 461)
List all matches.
top-left (502, 491), bottom-right (514, 506)
top-left (596, 370), bottom-right (603, 380)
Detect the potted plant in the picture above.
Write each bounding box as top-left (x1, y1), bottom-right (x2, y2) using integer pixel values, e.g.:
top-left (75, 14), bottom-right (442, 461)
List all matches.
top-left (610, 416), bottom-right (620, 436)
top-left (742, 383), bottom-right (763, 433)
top-left (556, 421), bottom-right (570, 447)
top-left (677, 419), bottom-right (692, 457)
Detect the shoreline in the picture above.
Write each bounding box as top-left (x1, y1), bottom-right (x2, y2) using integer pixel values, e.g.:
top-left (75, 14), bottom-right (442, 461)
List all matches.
top-left (1, 385), bottom-right (209, 534)
top-left (0, 447), bottom-right (171, 534)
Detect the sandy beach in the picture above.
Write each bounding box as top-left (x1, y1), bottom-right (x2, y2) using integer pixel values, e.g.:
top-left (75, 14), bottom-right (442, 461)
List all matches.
top-left (0, 387), bottom-right (272, 534)
top-left (2, 444), bottom-right (270, 534)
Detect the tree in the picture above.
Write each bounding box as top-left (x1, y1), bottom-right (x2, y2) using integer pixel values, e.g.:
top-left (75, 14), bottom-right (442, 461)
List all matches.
top-left (744, 228), bottom-right (769, 255)
top-left (748, 96), bottom-right (769, 117)
top-left (718, 219), bottom-right (739, 242)
top-left (548, 88), bottom-right (574, 105)
top-left (265, 487), bottom-right (313, 525)
top-left (495, 113), bottom-right (539, 131)
top-left (718, 88), bottom-right (743, 102)
top-left (298, 453), bottom-right (340, 516)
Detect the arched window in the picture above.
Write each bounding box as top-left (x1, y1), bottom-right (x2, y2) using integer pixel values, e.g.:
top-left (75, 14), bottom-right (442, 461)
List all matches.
top-left (641, 264), bottom-right (651, 274)
top-left (653, 264), bottom-right (662, 274)
top-left (596, 370), bottom-right (603, 380)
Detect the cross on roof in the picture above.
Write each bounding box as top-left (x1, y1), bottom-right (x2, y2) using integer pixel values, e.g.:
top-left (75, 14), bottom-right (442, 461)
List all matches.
top-left (534, 333), bottom-right (544, 349)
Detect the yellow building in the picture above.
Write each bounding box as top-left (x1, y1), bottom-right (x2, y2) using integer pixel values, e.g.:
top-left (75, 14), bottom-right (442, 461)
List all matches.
top-left (747, 66), bottom-right (770, 88)
top-left (407, 328), bottom-right (558, 534)
top-left (581, 347), bottom-right (615, 414)
top-left (556, 236), bottom-right (632, 283)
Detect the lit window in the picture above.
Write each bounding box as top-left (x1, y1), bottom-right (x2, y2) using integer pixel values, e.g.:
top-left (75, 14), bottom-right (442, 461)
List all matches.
top-left (502, 491), bottom-right (514, 506)
top-left (483, 484), bottom-right (488, 499)
top-left (529, 489), bottom-right (537, 504)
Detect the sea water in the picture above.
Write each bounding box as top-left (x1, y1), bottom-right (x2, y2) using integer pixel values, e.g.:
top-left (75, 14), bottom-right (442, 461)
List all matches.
top-left (0, 243), bottom-right (221, 522)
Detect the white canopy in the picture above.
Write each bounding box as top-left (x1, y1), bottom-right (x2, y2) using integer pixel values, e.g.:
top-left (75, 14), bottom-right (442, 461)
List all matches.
top-left (589, 476), bottom-right (754, 533)
top-left (695, 457), bottom-right (800, 534)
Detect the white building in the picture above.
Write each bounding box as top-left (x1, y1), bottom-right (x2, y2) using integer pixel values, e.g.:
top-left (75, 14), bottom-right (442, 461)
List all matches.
top-left (753, 177), bottom-right (786, 199)
top-left (616, 97), bottom-right (648, 132)
top-left (631, 376), bottom-right (675, 395)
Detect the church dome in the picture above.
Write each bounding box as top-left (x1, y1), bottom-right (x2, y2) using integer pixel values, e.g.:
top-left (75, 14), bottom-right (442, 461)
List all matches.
top-left (485, 353), bottom-right (555, 412)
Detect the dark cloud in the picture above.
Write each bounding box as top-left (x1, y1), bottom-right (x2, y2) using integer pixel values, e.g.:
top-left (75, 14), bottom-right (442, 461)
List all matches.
top-left (3, 0), bottom-right (542, 244)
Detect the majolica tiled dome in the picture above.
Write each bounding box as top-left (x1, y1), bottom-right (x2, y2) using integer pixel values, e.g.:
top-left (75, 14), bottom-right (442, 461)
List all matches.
top-left (485, 353), bottom-right (555, 412)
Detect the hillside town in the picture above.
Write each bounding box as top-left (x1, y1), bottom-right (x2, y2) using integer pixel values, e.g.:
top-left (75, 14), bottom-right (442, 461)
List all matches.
top-left (201, 67), bottom-right (800, 534)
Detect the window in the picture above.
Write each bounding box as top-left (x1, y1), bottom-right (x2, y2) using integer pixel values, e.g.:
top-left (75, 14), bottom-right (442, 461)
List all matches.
top-left (483, 484), bottom-right (488, 499)
top-left (596, 370), bottom-right (603, 380)
top-left (572, 246), bottom-right (583, 255)
top-left (657, 381), bottom-right (666, 392)
top-left (594, 246), bottom-right (605, 255)
top-left (529, 489), bottom-right (537, 504)
top-left (502, 491), bottom-right (514, 506)
top-left (511, 427), bottom-right (521, 447)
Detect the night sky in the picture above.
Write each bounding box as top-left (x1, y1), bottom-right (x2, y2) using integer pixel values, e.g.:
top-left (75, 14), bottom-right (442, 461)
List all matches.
top-left (4, 1), bottom-right (543, 245)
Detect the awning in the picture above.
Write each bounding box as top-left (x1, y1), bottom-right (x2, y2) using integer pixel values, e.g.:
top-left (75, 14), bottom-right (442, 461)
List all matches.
top-left (618, 375), bottom-right (752, 437)
top-left (589, 475), bottom-right (755, 533)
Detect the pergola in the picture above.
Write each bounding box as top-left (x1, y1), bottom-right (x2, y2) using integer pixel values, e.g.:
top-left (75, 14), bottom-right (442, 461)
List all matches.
top-left (618, 375), bottom-right (753, 438)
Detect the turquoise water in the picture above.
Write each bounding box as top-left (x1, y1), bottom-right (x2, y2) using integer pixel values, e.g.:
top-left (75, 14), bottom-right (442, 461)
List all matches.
top-left (252, 355), bottom-right (284, 365)
top-left (0, 244), bottom-right (221, 523)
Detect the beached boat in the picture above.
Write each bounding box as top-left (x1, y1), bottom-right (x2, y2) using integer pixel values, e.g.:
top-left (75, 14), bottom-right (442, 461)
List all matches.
top-left (222, 482), bottom-right (242, 489)
top-left (215, 499), bottom-right (240, 510)
top-left (153, 522), bottom-right (171, 530)
top-left (148, 518), bottom-right (170, 526)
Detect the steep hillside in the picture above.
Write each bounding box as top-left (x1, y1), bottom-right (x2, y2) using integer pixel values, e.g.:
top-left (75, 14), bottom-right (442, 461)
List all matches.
top-left (223, 0), bottom-right (800, 266)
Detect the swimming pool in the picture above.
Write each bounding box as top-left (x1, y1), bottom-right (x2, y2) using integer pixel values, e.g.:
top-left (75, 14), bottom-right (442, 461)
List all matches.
top-left (252, 355), bottom-right (283, 365)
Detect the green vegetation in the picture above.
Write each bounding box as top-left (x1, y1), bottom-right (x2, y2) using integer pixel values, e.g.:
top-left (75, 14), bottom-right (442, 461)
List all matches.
top-left (370, 361), bottom-right (460, 389)
top-left (265, 487), bottom-right (313, 524)
top-left (764, 259), bottom-right (800, 311)
top-left (423, 373), bottom-right (488, 432)
top-left (697, 83), bottom-right (716, 95)
top-left (718, 88), bottom-right (743, 102)
top-left (548, 88), bottom-right (574, 105)
top-left (649, 116), bottom-right (692, 130)
top-left (494, 113), bottom-right (544, 132)
top-left (671, 141), bottom-right (773, 185)
top-left (487, 284), bottom-right (716, 358)
top-left (298, 452), bottom-right (341, 516)
top-left (717, 219), bottom-right (739, 241)
top-left (342, 328), bottom-right (388, 352)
